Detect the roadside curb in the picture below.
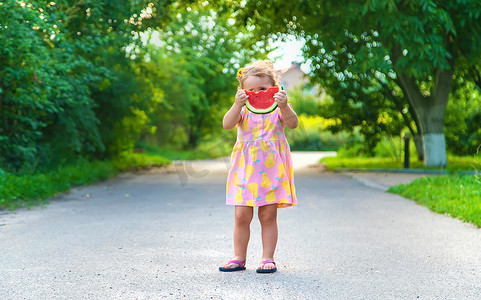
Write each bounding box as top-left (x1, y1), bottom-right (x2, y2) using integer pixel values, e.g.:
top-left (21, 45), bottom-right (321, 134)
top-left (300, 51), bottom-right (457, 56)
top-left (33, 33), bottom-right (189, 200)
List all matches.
top-left (346, 174), bottom-right (390, 192)
top-left (335, 168), bottom-right (477, 175)
top-left (337, 170), bottom-right (450, 192)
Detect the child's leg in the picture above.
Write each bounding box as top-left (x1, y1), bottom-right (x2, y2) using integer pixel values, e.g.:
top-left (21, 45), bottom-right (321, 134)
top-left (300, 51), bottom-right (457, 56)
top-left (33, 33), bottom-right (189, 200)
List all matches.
top-left (220, 206), bottom-right (253, 269)
top-left (258, 204), bottom-right (278, 270)
top-left (233, 206), bottom-right (254, 260)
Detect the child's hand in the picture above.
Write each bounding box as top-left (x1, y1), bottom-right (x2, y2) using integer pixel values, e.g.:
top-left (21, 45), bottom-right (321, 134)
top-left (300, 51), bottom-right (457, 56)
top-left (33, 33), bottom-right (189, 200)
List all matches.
top-left (234, 90), bottom-right (248, 108)
top-left (274, 90), bottom-right (288, 108)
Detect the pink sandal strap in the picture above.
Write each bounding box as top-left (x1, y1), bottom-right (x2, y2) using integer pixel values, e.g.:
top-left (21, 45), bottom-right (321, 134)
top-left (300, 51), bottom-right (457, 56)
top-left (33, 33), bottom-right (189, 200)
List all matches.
top-left (260, 260), bottom-right (276, 266)
top-left (227, 259), bottom-right (246, 267)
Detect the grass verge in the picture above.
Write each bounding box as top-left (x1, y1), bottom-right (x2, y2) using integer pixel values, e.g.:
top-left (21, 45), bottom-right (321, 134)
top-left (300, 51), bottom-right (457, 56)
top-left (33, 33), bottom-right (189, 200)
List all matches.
top-left (388, 175), bottom-right (481, 227)
top-left (321, 154), bottom-right (481, 227)
top-left (320, 156), bottom-right (424, 170)
top-left (0, 152), bottom-right (170, 211)
top-left (320, 155), bottom-right (481, 172)
top-left (142, 143), bottom-right (232, 161)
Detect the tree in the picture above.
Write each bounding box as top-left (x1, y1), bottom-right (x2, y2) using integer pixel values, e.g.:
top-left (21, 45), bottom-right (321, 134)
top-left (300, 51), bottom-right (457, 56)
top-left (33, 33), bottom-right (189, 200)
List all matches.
top-left (0, 1), bottom-right (104, 170)
top-left (52, 0), bottom-right (175, 157)
top-left (141, 4), bottom-right (267, 149)
top-left (317, 71), bottom-right (409, 156)
top-left (0, 0), bottom-right (176, 170)
top-left (238, 0), bottom-right (481, 166)
top-left (444, 81), bottom-right (481, 155)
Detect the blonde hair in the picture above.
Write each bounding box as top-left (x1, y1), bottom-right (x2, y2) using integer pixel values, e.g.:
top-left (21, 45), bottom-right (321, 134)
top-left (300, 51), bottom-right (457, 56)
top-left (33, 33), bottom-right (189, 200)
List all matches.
top-left (238, 60), bottom-right (280, 89)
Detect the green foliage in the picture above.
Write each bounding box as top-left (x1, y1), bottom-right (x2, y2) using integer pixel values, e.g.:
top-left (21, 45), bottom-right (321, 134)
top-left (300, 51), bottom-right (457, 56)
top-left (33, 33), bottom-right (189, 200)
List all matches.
top-left (285, 115), bottom-right (349, 151)
top-left (445, 81), bottom-right (481, 155)
top-left (0, 153), bottom-right (170, 211)
top-left (287, 87), bottom-right (321, 116)
top-left (195, 133), bottom-right (237, 158)
top-left (141, 5), bottom-right (267, 149)
top-left (0, 1), bottom-right (101, 170)
top-left (238, 0), bottom-right (420, 156)
top-left (320, 154), bottom-right (480, 171)
top-left (284, 88), bottom-right (349, 151)
top-left (0, 159), bottom-right (116, 210)
top-left (388, 175), bottom-right (481, 227)
top-left (444, 155), bottom-right (481, 172)
top-left (373, 136), bottom-right (409, 161)
top-left (0, 1), bottom-right (178, 171)
top-left (238, 0), bottom-right (481, 166)
top-left (110, 152), bottom-right (170, 170)
top-left (288, 130), bottom-right (324, 151)
top-left (337, 134), bottom-right (418, 162)
top-left (59, 0), bottom-right (172, 157)
top-left (320, 156), bottom-right (424, 170)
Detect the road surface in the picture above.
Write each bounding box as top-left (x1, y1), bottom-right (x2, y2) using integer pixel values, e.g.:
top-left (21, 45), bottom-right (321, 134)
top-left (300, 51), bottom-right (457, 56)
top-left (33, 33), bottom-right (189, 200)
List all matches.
top-left (1, 152), bottom-right (480, 299)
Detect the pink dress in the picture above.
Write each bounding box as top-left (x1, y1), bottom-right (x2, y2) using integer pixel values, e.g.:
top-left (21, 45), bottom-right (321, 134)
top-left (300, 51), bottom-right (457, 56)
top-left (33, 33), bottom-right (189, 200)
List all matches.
top-left (226, 105), bottom-right (297, 208)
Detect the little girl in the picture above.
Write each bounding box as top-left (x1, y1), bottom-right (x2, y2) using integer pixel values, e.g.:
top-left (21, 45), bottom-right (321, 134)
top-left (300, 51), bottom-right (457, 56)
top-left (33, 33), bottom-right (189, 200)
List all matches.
top-left (219, 60), bottom-right (298, 273)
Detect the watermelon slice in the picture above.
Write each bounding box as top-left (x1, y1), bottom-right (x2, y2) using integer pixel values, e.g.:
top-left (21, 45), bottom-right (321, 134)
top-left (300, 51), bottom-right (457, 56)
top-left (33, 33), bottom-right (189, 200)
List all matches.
top-left (245, 86), bottom-right (279, 114)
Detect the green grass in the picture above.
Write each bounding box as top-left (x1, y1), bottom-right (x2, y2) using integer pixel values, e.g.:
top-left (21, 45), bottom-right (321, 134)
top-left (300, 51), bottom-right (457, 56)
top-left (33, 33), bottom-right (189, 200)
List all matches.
top-left (142, 143), bottom-right (232, 161)
top-left (144, 147), bottom-right (215, 160)
top-left (320, 155), bottom-right (481, 172)
top-left (0, 152), bottom-right (170, 211)
top-left (320, 154), bottom-right (481, 227)
top-left (320, 156), bottom-right (425, 170)
top-left (388, 175), bottom-right (481, 227)
top-left (111, 151), bottom-right (171, 170)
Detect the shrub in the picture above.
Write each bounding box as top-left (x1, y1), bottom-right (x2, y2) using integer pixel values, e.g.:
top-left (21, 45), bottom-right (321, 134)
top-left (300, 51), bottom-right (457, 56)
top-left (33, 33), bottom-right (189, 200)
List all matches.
top-left (285, 114), bottom-right (348, 151)
top-left (0, 153), bottom-right (170, 210)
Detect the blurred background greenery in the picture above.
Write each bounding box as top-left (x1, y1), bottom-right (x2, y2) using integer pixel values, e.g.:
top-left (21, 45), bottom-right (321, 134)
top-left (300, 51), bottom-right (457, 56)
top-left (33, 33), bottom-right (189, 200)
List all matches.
top-left (1, 1), bottom-right (481, 211)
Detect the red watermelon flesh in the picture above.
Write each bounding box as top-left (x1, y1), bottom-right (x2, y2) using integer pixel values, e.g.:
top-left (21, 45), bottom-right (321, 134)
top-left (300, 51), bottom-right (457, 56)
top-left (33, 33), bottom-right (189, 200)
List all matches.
top-left (245, 86), bottom-right (279, 114)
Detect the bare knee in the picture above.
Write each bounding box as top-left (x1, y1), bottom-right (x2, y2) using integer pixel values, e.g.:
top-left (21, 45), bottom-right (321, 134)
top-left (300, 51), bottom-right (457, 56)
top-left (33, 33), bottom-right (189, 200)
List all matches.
top-left (235, 207), bottom-right (253, 226)
top-left (258, 205), bottom-right (278, 225)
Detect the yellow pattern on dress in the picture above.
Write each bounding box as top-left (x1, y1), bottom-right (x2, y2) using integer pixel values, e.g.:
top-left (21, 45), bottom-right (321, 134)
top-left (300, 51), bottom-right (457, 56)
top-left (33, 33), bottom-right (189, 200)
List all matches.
top-left (245, 164), bottom-right (255, 180)
top-left (260, 140), bottom-right (269, 152)
top-left (265, 189), bottom-right (276, 203)
top-left (278, 163), bottom-right (285, 179)
top-left (282, 180), bottom-right (291, 195)
top-left (248, 182), bottom-right (258, 198)
top-left (239, 152), bottom-right (245, 169)
top-left (241, 115), bottom-right (249, 131)
top-left (265, 152), bottom-right (275, 168)
top-left (235, 188), bottom-right (243, 204)
top-left (280, 141), bottom-right (285, 153)
top-left (226, 105), bottom-right (297, 208)
top-left (252, 123), bottom-right (261, 140)
top-left (261, 172), bottom-right (271, 188)
top-left (264, 118), bottom-right (275, 131)
top-left (233, 171), bottom-right (239, 187)
top-left (249, 146), bottom-right (258, 161)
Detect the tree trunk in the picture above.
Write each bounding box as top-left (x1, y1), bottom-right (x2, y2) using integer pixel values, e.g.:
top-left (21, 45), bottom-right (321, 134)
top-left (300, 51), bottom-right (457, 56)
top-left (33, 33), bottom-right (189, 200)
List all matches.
top-left (391, 78), bottom-right (425, 160)
top-left (420, 108), bottom-right (448, 167)
top-left (412, 135), bottom-right (424, 161)
top-left (396, 68), bottom-right (453, 167)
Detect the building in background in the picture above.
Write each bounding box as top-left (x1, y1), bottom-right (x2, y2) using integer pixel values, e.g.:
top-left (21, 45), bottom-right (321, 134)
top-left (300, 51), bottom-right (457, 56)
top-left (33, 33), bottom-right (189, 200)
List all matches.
top-left (277, 62), bottom-right (323, 97)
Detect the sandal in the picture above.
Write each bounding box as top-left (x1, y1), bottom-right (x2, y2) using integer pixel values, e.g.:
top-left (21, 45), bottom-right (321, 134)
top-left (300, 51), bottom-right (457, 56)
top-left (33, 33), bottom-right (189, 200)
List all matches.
top-left (256, 260), bottom-right (277, 273)
top-left (219, 259), bottom-right (246, 272)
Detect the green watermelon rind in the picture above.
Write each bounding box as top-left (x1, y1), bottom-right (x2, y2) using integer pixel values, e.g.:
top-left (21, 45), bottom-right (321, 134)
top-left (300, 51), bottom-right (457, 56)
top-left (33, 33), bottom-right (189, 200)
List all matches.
top-left (245, 101), bottom-right (277, 114)
top-left (245, 86), bottom-right (279, 114)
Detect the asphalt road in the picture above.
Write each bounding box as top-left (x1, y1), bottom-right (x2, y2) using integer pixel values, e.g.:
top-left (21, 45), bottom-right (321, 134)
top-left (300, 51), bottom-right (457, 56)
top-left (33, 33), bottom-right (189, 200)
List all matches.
top-left (1, 152), bottom-right (480, 299)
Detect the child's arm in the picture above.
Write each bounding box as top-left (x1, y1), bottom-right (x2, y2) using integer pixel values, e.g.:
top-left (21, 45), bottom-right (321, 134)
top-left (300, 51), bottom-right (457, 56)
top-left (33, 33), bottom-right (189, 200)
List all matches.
top-left (223, 90), bottom-right (248, 130)
top-left (274, 90), bottom-right (298, 129)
